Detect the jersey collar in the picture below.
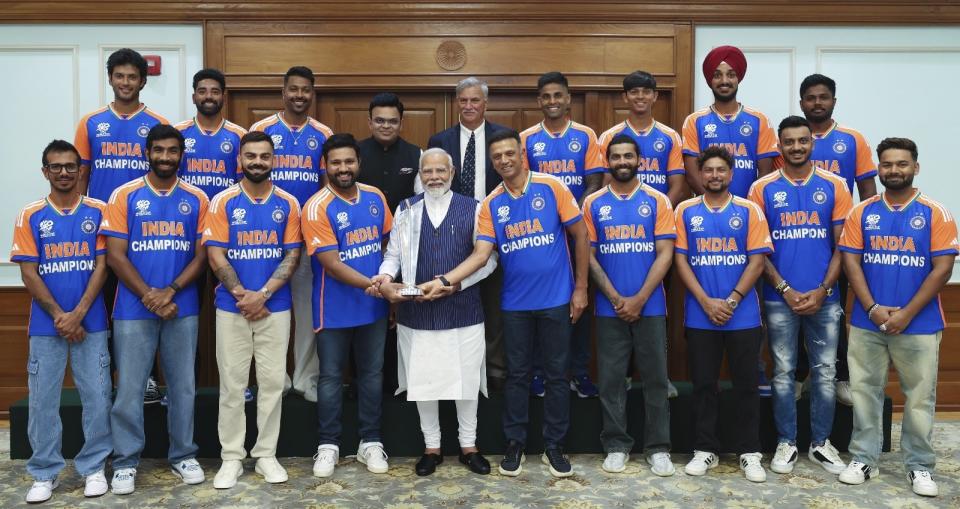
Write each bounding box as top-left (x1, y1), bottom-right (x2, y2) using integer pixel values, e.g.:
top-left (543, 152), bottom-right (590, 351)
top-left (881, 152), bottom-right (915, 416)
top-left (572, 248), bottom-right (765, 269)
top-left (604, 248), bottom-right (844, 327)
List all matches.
top-left (240, 181), bottom-right (274, 204)
top-left (503, 171), bottom-right (532, 199)
top-left (608, 179), bottom-right (643, 201)
top-left (142, 175), bottom-right (180, 197)
top-left (702, 193), bottom-right (734, 213)
top-left (542, 120), bottom-right (572, 138)
top-left (328, 185), bottom-right (361, 205)
top-left (195, 117), bottom-right (226, 136)
top-left (277, 112), bottom-right (310, 133)
top-left (710, 103), bottom-right (743, 124)
top-left (778, 167), bottom-right (816, 186)
top-left (881, 189), bottom-right (921, 212)
top-left (813, 121), bottom-right (838, 140)
top-left (108, 103), bottom-right (146, 120)
top-left (624, 118), bottom-right (656, 137)
top-left (44, 195), bottom-right (83, 216)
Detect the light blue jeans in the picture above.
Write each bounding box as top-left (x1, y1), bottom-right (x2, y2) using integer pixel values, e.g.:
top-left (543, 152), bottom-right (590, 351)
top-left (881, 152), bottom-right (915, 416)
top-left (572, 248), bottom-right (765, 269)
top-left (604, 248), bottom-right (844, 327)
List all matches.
top-left (766, 300), bottom-right (842, 445)
top-left (111, 316), bottom-right (199, 468)
top-left (27, 332), bottom-right (112, 481)
top-left (848, 326), bottom-right (941, 473)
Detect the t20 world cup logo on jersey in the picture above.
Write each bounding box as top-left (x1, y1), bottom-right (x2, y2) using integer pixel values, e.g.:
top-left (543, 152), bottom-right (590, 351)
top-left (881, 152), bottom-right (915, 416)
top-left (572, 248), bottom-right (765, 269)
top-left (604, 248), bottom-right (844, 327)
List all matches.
top-left (496, 205), bottom-right (510, 223)
top-left (231, 208), bottom-right (247, 226)
top-left (135, 200), bottom-right (151, 217)
top-left (690, 215), bottom-right (705, 232)
top-left (704, 124), bottom-right (718, 139)
top-left (184, 138), bottom-right (197, 153)
top-left (271, 134), bottom-right (284, 149)
top-left (533, 142), bottom-right (547, 157)
top-left (96, 122), bottom-right (111, 138)
top-left (336, 211), bottom-right (350, 230)
top-left (773, 191), bottom-right (789, 209)
top-left (598, 205), bottom-right (613, 222)
top-left (39, 219), bottom-right (55, 238)
top-left (865, 213), bottom-right (881, 231)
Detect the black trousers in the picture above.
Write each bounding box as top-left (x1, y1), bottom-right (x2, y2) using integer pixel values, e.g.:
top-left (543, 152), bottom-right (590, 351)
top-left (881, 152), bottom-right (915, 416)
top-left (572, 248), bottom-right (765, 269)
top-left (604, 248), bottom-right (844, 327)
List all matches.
top-left (686, 326), bottom-right (762, 455)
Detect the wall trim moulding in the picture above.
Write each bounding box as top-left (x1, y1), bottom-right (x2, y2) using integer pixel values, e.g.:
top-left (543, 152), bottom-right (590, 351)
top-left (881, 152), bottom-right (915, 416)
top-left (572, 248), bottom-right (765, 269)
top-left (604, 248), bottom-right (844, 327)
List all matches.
top-left (0, 45), bottom-right (80, 122)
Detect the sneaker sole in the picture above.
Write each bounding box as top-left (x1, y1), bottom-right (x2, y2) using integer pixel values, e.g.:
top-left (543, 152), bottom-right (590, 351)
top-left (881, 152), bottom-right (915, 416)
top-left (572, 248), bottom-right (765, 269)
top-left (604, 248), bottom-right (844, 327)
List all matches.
top-left (171, 468), bottom-right (205, 485)
top-left (356, 456), bottom-right (388, 474)
top-left (541, 454), bottom-right (573, 478)
top-left (26, 479), bottom-right (59, 504)
top-left (839, 468), bottom-right (879, 485)
top-left (84, 484), bottom-right (108, 498)
top-left (770, 462), bottom-right (796, 474)
top-left (498, 453), bottom-right (525, 477)
top-left (312, 467), bottom-right (335, 478)
top-left (254, 464), bottom-right (288, 483)
top-left (601, 464), bottom-right (626, 473)
top-left (111, 485), bottom-right (135, 496)
top-left (646, 457), bottom-right (675, 477)
top-left (684, 459), bottom-right (719, 476)
top-left (744, 472), bottom-right (767, 483)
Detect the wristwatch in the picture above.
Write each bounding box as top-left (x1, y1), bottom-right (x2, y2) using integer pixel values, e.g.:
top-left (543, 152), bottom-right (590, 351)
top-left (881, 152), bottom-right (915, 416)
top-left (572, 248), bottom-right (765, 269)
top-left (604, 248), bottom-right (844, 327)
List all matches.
top-left (438, 275), bottom-right (452, 287)
top-left (167, 282), bottom-right (181, 293)
top-left (818, 282), bottom-right (834, 297)
top-left (259, 287), bottom-right (273, 300)
top-left (725, 297), bottom-right (739, 309)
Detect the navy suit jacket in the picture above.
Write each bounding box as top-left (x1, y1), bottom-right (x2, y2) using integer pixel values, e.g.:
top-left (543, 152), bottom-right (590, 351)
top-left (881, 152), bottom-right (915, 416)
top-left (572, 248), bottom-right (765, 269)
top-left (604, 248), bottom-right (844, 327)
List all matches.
top-left (427, 121), bottom-right (509, 197)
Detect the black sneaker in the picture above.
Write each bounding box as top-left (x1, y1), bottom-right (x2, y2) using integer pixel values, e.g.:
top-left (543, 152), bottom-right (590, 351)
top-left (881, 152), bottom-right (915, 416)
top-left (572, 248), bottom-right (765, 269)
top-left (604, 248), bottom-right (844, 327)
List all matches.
top-left (541, 447), bottom-right (573, 477)
top-left (498, 440), bottom-right (524, 477)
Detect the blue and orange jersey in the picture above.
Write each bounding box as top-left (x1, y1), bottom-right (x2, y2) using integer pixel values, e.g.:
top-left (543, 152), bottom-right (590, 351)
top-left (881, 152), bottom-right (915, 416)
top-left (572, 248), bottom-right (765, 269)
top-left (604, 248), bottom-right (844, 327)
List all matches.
top-left (675, 195), bottom-right (773, 330)
top-left (11, 196), bottom-right (108, 336)
top-left (250, 113), bottom-right (333, 206)
top-left (175, 118), bottom-right (247, 198)
top-left (770, 123), bottom-right (877, 194)
top-left (302, 184), bottom-right (392, 330)
top-left (203, 183), bottom-right (302, 314)
top-left (681, 105), bottom-right (779, 198)
top-left (521, 121), bottom-right (604, 202)
top-left (748, 168), bottom-right (852, 303)
top-left (839, 192), bottom-right (959, 334)
top-left (100, 177), bottom-right (208, 320)
top-left (597, 120), bottom-right (684, 195)
top-left (75, 104), bottom-right (169, 202)
top-left (477, 172), bottom-right (582, 312)
top-left (583, 183), bottom-right (676, 318)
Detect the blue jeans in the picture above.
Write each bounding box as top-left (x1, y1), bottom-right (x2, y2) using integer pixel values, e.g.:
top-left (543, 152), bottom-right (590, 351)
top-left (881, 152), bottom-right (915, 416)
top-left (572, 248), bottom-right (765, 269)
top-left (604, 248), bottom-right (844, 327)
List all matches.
top-left (316, 318), bottom-right (387, 446)
top-left (502, 304), bottom-right (571, 448)
top-left (111, 316), bottom-right (199, 467)
top-left (27, 332), bottom-right (112, 480)
top-left (766, 300), bottom-right (842, 445)
top-left (848, 326), bottom-right (940, 473)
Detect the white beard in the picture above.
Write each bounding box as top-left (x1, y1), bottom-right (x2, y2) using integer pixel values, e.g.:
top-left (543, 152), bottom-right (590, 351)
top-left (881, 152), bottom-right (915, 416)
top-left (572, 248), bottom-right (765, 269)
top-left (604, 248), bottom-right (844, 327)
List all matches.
top-left (425, 184), bottom-right (451, 199)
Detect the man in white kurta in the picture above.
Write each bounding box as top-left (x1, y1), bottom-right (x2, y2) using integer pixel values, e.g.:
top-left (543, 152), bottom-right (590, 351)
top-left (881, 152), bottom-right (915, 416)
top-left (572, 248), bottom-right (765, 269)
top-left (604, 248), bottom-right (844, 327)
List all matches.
top-left (371, 148), bottom-right (496, 476)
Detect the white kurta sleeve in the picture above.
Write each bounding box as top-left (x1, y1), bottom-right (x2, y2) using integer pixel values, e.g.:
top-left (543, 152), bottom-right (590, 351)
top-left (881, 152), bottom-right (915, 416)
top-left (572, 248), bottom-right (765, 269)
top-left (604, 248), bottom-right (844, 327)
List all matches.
top-left (460, 201), bottom-right (497, 290)
top-left (378, 208), bottom-right (403, 279)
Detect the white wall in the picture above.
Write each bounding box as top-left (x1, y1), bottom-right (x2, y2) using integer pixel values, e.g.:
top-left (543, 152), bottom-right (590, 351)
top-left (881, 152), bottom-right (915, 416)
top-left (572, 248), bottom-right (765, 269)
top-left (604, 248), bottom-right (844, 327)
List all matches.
top-left (0, 24), bottom-right (203, 285)
top-left (696, 26), bottom-right (960, 280)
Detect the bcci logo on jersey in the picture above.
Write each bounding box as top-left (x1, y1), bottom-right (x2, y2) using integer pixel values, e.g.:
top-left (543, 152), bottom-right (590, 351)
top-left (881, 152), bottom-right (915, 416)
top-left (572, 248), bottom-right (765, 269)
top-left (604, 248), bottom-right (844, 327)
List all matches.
top-left (865, 213), bottom-right (881, 231)
top-left (833, 140), bottom-right (847, 154)
top-left (272, 208), bottom-right (285, 224)
top-left (220, 140), bottom-right (234, 154)
top-left (690, 215), bottom-right (705, 232)
top-left (531, 196), bottom-right (545, 211)
top-left (307, 137), bottom-right (319, 150)
top-left (369, 204), bottom-right (380, 217)
top-left (39, 219), bottom-right (55, 238)
top-left (81, 218), bottom-right (97, 234)
top-left (638, 203), bottom-right (652, 218)
top-left (231, 208), bottom-right (247, 226)
top-left (496, 205), bottom-right (510, 223)
top-left (336, 211), bottom-right (350, 230)
top-left (137, 125), bottom-right (150, 138)
top-left (96, 122), bottom-right (111, 138)
top-left (271, 134), bottom-right (284, 149)
top-left (739, 124), bottom-right (753, 137)
top-left (910, 214), bottom-right (927, 230)
top-left (704, 124), bottom-right (718, 139)
top-left (813, 190), bottom-right (827, 205)
top-left (598, 205), bottom-right (613, 222)
top-left (135, 200), bottom-right (151, 217)
top-left (653, 139), bottom-right (666, 153)
top-left (533, 142), bottom-right (547, 157)
top-left (728, 215), bottom-right (744, 230)
top-left (184, 138), bottom-right (197, 154)
top-left (568, 139), bottom-right (582, 153)
top-left (178, 200), bottom-right (192, 216)
top-left (773, 191), bottom-right (789, 209)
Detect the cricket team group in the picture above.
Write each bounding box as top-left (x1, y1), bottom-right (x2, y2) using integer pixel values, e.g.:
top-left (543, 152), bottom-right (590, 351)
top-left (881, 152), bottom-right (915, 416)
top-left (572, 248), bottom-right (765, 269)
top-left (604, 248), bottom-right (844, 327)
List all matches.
top-left (15, 45), bottom-right (955, 503)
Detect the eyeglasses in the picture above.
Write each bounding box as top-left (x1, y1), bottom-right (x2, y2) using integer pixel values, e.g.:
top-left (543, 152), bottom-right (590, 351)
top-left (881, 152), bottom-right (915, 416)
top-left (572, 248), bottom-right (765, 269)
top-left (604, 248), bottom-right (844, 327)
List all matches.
top-left (372, 117), bottom-right (400, 127)
top-left (44, 163), bottom-right (80, 174)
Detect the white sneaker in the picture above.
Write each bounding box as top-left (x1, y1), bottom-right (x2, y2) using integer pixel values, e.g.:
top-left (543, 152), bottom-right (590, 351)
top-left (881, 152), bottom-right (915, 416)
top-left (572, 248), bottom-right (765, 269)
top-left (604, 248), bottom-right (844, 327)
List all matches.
top-left (303, 384), bottom-right (318, 403)
top-left (84, 470), bottom-right (108, 497)
top-left (313, 445), bottom-right (339, 477)
top-left (255, 457), bottom-right (288, 483)
top-left (667, 380), bottom-right (679, 399)
top-left (794, 381), bottom-right (803, 401)
top-left (26, 478), bottom-right (58, 503)
top-left (647, 452), bottom-right (676, 477)
top-left (770, 442), bottom-right (798, 474)
top-left (838, 461), bottom-right (878, 485)
top-left (601, 452), bottom-right (628, 473)
top-left (171, 458), bottom-right (205, 485)
top-left (213, 460), bottom-right (243, 489)
top-left (909, 470), bottom-right (938, 497)
top-left (111, 468), bottom-right (137, 495)
top-left (684, 450), bottom-right (719, 476)
top-left (836, 381), bottom-right (854, 406)
top-left (740, 453), bottom-right (766, 482)
top-left (809, 440), bottom-right (846, 474)
top-left (357, 441), bottom-right (389, 474)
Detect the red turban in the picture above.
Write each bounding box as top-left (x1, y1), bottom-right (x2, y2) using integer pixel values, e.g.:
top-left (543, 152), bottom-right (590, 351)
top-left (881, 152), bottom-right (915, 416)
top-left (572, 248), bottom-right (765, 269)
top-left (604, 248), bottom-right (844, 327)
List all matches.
top-left (703, 45), bottom-right (747, 85)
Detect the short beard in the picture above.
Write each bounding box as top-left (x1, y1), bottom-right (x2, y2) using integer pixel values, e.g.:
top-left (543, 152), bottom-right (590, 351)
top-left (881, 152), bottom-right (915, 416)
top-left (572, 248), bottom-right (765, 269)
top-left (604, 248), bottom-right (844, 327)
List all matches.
top-left (610, 166), bottom-right (637, 183)
top-left (242, 167), bottom-right (270, 183)
top-left (425, 185), bottom-right (450, 198)
top-left (712, 89), bottom-right (737, 103)
top-left (333, 174), bottom-right (355, 189)
top-left (880, 174), bottom-right (914, 191)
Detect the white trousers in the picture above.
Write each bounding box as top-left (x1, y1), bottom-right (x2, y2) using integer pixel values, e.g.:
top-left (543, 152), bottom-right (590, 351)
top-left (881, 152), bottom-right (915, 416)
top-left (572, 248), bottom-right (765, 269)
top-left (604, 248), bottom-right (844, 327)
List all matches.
top-left (415, 399), bottom-right (479, 449)
top-left (290, 254), bottom-right (317, 394)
